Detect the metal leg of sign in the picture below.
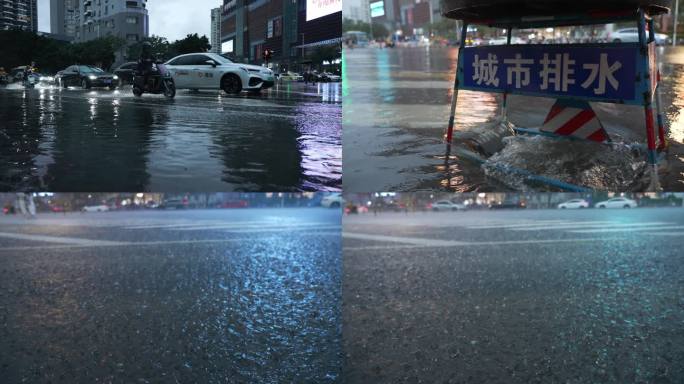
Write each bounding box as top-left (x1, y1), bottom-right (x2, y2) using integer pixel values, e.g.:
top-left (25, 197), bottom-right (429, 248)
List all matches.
top-left (640, 10), bottom-right (661, 191)
top-left (655, 82), bottom-right (668, 151)
top-left (445, 22), bottom-right (469, 144)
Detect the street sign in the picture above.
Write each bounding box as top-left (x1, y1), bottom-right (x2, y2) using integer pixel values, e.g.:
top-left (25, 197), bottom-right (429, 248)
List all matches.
top-left (459, 44), bottom-right (645, 104)
top-left (370, 1), bottom-right (385, 18)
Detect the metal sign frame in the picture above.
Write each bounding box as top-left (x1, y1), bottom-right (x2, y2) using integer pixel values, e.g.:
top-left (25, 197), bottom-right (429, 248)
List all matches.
top-left (444, 8), bottom-right (668, 191)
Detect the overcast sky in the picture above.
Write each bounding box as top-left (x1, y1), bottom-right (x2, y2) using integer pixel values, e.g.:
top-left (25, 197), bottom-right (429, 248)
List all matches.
top-left (37, 0), bottom-right (221, 41)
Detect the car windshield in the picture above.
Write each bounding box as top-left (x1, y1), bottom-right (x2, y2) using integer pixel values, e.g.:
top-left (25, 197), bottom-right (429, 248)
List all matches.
top-left (79, 66), bottom-right (104, 73)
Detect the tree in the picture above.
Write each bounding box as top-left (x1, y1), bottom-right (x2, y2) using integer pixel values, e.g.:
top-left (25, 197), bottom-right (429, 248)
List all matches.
top-left (310, 45), bottom-right (340, 69)
top-left (127, 35), bottom-right (171, 61)
top-left (169, 34), bottom-right (211, 56)
top-left (68, 36), bottom-right (126, 70)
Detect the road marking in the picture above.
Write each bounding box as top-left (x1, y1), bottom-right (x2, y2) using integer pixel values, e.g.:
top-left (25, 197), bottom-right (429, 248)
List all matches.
top-left (343, 232), bottom-right (470, 247)
top-left (0, 231), bottom-right (340, 252)
top-left (509, 222), bottom-right (672, 231)
top-left (647, 232), bottom-right (684, 236)
top-left (568, 225), bottom-right (684, 233)
top-left (466, 220), bottom-right (586, 229)
top-left (0, 232), bottom-right (127, 246)
top-left (225, 225), bottom-right (341, 233)
top-left (124, 221), bottom-right (300, 230)
top-left (175, 222), bottom-right (330, 231)
top-left (343, 236), bottom-right (625, 250)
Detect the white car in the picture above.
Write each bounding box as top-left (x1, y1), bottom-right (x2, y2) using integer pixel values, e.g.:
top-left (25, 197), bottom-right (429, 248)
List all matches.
top-left (278, 71), bottom-right (303, 82)
top-left (165, 53), bottom-right (275, 94)
top-left (430, 200), bottom-right (466, 212)
top-left (607, 28), bottom-right (669, 45)
top-left (321, 193), bottom-right (344, 208)
top-left (488, 36), bottom-right (525, 45)
top-left (82, 204), bottom-right (109, 212)
top-left (595, 197), bottom-right (638, 209)
top-left (557, 199), bottom-right (590, 209)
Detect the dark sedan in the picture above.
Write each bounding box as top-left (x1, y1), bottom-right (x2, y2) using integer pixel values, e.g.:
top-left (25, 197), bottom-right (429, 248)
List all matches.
top-left (113, 61), bottom-right (138, 86)
top-left (56, 65), bottom-right (118, 90)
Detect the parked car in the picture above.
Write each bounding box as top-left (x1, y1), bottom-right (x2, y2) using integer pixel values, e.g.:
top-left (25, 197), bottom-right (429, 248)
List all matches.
top-left (56, 65), bottom-right (118, 89)
top-left (165, 52), bottom-right (275, 94)
top-left (113, 61), bottom-right (138, 86)
top-left (557, 199), bottom-right (590, 209)
top-left (489, 199), bottom-right (526, 209)
top-left (595, 197), bottom-right (638, 209)
top-left (159, 198), bottom-right (189, 209)
top-left (278, 71), bottom-right (304, 82)
top-left (429, 200), bottom-right (467, 211)
top-left (321, 72), bottom-right (341, 82)
top-left (606, 28), bottom-right (670, 45)
top-left (321, 193), bottom-right (344, 208)
top-left (82, 204), bottom-right (109, 212)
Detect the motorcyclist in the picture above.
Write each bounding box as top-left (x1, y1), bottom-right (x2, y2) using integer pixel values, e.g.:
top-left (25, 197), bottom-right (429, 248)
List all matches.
top-left (137, 42), bottom-right (154, 90)
top-left (23, 61), bottom-right (37, 87)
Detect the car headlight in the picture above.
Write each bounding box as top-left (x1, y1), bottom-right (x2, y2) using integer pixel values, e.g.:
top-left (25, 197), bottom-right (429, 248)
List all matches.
top-left (88, 75), bottom-right (97, 80)
top-left (113, 75), bottom-right (119, 80)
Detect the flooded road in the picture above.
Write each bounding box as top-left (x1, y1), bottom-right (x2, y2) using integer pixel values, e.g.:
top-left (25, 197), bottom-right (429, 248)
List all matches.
top-left (0, 208), bottom-right (341, 382)
top-left (0, 82), bottom-right (341, 192)
top-left (343, 46), bottom-right (684, 191)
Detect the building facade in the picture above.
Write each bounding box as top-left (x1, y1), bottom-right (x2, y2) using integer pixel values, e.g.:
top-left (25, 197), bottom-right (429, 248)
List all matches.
top-left (220, 0), bottom-right (341, 71)
top-left (210, 7), bottom-right (221, 53)
top-left (0, 0), bottom-right (38, 31)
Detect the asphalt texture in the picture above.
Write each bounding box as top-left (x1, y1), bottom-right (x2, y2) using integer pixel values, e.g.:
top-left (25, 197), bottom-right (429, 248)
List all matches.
top-left (0, 208), bottom-right (341, 383)
top-left (343, 45), bottom-right (684, 192)
top-left (343, 207), bottom-right (684, 383)
top-left (0, 81), bottom-right (341, 192)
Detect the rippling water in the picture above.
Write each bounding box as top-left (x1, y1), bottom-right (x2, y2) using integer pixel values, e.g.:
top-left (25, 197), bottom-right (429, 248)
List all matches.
top-left (0, 83), bottom-right (341, 191)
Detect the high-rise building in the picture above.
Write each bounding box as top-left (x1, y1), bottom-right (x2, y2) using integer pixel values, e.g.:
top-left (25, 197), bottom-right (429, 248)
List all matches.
top-left (0, 0), bottom-right (38, 31)
top-left (51, 0), bottom-right (149, 66)
top-left (210, 7), bottom-right (221, 54)
top-left (220, 0), bottom-right (342, 71)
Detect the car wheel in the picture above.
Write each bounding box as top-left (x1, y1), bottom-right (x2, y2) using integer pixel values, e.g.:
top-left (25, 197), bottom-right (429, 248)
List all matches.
top-left (330, 202), bottom-right (340, 208)
top-left (133, 86), bottom-right (143, 97)
top-left (81, 79), bottom-right (90, 89)
top-left (623, 205), bottom-right (631, 209)
top-left (61, 79), bottom-right (68, 89)
top-left (560, 206), bottom-right (566, 209)
top-left (221, 74), bottom-right (242, 95)
top-left (598, 205), bottom-right (606, 208)
top-left (613, 39), bottom-right (622, 43)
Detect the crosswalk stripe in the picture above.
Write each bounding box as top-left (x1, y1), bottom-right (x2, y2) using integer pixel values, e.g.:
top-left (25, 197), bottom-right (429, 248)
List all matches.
top-left (343, 232), bottom-right (469, 247)
top-left (509, 222), bottom-right (672, 231)
top-left (466, 220), bottom-right (589, 229)
top-left (0, 232), bottom-right (127, 246)
top-left (175, 222), bottom-right (329, 231)
top-left (225, 225), bottom-right (341, 234)
top-left (124, 221), bottom-right (273, 229)
top-left (568, 226), bottom-right (684, 233)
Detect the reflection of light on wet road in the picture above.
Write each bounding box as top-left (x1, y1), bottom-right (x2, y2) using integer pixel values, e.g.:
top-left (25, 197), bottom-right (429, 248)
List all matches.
top-left (667, 67), bottom-right (684, 144)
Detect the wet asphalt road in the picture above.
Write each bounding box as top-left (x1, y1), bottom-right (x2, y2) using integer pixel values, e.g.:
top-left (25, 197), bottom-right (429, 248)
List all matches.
top-left (0, 82), bottom-right (341, 192)
top-left (343, 207), bottom-right (684, 383)
top-left (343, 45), bottom-right (684, 192)
top-left (0, 208), bottom-right (341, 383)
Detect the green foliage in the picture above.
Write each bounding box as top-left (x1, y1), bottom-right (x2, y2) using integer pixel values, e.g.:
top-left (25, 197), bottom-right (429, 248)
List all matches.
top-left (171, 34), bottom-right (211, 56)
top-left (310, 45), bottom-right (340, 67)
top-left (343, 18), bottom-right (390, 39)
top-left (127, 35), bottom-right (171, 61)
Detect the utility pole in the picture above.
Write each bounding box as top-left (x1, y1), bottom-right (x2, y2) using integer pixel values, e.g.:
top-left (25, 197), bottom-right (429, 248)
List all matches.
top-left (675, 0), bottom-right (680, 46)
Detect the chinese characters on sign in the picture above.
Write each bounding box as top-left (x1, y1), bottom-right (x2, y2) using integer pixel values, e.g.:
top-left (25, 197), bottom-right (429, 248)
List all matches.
top-left (462, 45), bottom-right (639, 102)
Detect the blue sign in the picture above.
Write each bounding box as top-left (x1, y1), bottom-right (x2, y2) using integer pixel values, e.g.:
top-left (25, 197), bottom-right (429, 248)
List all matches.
top-left (460, 44), bottom-right (643, 103)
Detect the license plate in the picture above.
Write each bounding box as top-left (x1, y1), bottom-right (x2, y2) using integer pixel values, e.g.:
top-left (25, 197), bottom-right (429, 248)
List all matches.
top-left (104, 80), bottom-right (111, 84)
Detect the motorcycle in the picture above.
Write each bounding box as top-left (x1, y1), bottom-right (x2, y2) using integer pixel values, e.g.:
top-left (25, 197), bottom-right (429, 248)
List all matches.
top-left (22, 70), bottom-right (37, 89)
top-left (132, 62), bottom-right (175, 98)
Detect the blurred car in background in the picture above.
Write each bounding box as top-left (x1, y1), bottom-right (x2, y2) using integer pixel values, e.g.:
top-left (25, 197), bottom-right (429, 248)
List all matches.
top-left (595, 197), bottom-right (638, 209)
top-left (82, 204), bottom-right (109, 212)
top-left (159, 198), bottom-right (189, 210)
top-left (557, 199), bottom-right (590, 209)
top-left (489, 199), bottom-right (526, 210)
top-left (321, 193), bottom-right (344, 208)
top-left (429, 200), bottom-right (467, 212)
top-left (113, 62), bottom-right (138, 86)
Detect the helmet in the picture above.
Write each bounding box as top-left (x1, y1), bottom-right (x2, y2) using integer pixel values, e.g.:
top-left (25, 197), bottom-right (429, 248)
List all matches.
top-left (142, 41), bottom-right (152, 54)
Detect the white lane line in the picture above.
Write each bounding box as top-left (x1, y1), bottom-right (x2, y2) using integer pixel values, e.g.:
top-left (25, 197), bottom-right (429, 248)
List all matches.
top-left (343, 232), bottom-right (470, 247)
top-left (465, 220), bottom-right (572, 229)
top-left (568, 225), bottom-right (684, 233)
top-left (225, 225), bottom-right (341, 233)
top-left (0, 232), bottom-right (128, 246)
top-left (124, 221), bottom-right (271, 229)
top-left (343, 237), bottom-right (625, 250)
top-left (0, 231), bottom-right (340, 252)
top-left (647, 232), bottom-right (684, 236)
top-left (177, 222), bottom-right (329, 231)
top-left (509, 222), bottom-right (672, 231)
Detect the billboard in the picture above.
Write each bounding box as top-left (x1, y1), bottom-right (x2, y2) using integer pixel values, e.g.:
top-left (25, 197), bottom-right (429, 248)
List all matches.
top-left (370, 1), bottom-right (385, 18)
top-left (222, 40), bottom-right (234, 53)
top-left (306, 0), bottom-right (342, 21)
